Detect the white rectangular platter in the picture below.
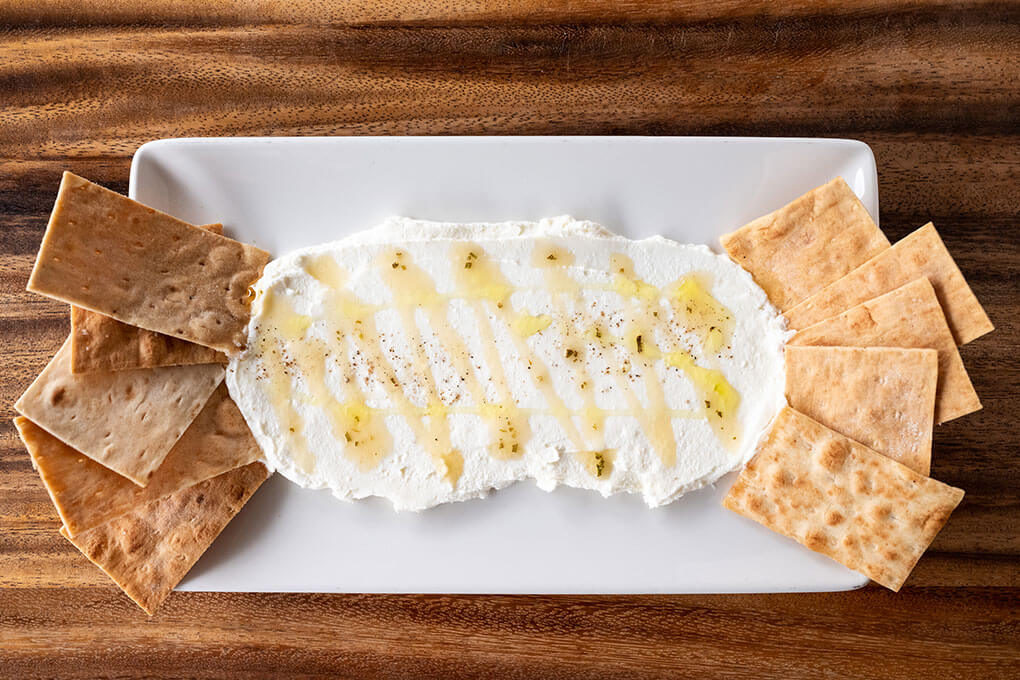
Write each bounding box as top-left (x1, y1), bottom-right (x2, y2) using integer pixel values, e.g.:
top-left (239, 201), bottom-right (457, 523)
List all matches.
top-left (131, 136), bottom-right (876, 593)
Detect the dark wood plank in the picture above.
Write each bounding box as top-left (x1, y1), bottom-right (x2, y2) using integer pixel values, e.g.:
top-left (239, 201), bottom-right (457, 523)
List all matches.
top-left (0, 2), bottom-right (1018, 676)
top-left (1, 0), bottom-right (1015, 28)
top-left (1, 15), bottom-right (1018, 159)
top-left (1, 587), bottom-right (1019, 679)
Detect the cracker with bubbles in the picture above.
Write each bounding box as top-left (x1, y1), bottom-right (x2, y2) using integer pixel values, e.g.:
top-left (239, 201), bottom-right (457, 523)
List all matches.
top-left (723, 407), bottom-right (963, 591)
top-left (28, 173), bottom-right (270, 354)
top-left (789, 278), bottom-right (979, 424)
top-left (785, 223), bottom-right (993, 344)
top-left (62, 462), bottom-right (268, 615)
top-left (15, 384), bottom-right (261, 536)
top-left (69, 223), bottom-right (227, 373)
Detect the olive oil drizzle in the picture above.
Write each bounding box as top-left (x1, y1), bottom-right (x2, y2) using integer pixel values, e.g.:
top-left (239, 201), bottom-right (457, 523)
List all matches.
top-left (254, 241), bottom-right (743, 484)
top-left (379, 247), bottom-right (530, 481)
top-left (307, 254), bottom-right (463, 486)
top-left (608, 254), bottom-right (741, 449)
top-left (452, 243), bottom-right (588, 454)
top-left (450, 244), bottom-right (537, 459)
top-left (250, 321), bottom-right (317, 476)
top-left (606, 253), bottom-right (680, 467)
top-left (259, 287), bottom-right (394, 474)
top-left (531, 241), bottom-right (610, 463)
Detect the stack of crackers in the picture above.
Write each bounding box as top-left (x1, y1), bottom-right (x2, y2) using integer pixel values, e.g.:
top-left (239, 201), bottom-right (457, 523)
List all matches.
top-left (720, 177), bottom-right (993, 590)
top-left (15, 172), bottom-right (272, 614)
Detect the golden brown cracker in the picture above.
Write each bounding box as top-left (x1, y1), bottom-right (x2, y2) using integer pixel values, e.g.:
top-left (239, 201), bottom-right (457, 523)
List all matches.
top-left (723, 407), bottom-right (963, 591)
top-left (15, 337), bottom-right (224, 485)
top-left (70, 223), bottom-right (227, 373)
top-left (61, 461), bottom-right (269, 615)
top-left (785, 346), bottom-right (937, 475)
top-left (720, 177), bottom-right (889, 311)
top-left (789, 278), bottom-right (980, 424)
top-left (71, 305), bottom-right (226, 373)
top-left (784, 223), bottom-right (993, 344)
top-left (14, 384), bottom-right (261, 536)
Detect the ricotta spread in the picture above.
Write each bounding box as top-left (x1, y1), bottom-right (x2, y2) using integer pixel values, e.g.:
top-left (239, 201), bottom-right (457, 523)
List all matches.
top-left (227, 217), bottom-right (789, 511)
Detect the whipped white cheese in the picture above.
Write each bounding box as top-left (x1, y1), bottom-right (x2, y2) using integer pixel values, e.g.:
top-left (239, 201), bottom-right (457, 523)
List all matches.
top-left (227, 217), bottom-right (789, 511)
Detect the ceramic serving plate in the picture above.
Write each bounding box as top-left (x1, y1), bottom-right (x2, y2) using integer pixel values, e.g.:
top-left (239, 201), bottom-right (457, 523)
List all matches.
top-left (130, 136), bottom-right (876, 593)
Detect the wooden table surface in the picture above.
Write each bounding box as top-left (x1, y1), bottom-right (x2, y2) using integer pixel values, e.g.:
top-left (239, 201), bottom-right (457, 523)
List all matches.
top-left (1, 2), bottom-right (1018, 677)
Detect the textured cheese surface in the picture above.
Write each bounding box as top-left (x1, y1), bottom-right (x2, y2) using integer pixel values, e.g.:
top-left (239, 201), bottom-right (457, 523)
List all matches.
top-left (228, 217), bottom-right (789, 510)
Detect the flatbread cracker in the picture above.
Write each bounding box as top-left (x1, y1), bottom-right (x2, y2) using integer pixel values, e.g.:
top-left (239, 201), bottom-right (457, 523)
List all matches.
top-left (71, 306), bottom-right (227, 373)
top-left (789, 278), bottom-right (980, 424)
top-left (785, 346), bottom-right (937, 475)
top-left (27, 172), bottom-right (271, 353)
top-left (14, 384), bottom-right (261, 536)
top-left (720, 177), bottom-right (889, 311)
top-left (61, 461), bottom-right (269, 615)
top-left (71, 223), bottom-right (228, 373)
top-left (15, 337), bottom-right (224, 485)
top-left (784, 223), bottom-right (993, 344)
top-left (723, 407), bottom-right (963, 591)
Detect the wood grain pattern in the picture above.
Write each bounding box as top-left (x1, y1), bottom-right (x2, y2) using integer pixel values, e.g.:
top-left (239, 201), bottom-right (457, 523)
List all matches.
top-left (1, 2), bottom-right (1018, 677)
top-left (3, 1), bottom-right (1014, 27)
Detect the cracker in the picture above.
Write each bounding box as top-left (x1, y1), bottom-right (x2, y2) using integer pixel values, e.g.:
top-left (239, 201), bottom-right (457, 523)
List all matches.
top-left (784, 223), bottom-right (993, 344)
top-left (14, 384), bottom-right (261, 536)
top-left (720, 177), bottom-right (889, 311)
top-left (27, 172), bottom-right (271, 353)
top-left (71, 223), bottom-right (228, 373)
top-left (71, 306), bottom-right (227, 373)
top-left (785, 346), bottom-right (937, 475)
top-left (61, 461), bottom-right (269, 615)
top-left (789, 278), bottom-right (980, 424)
top-left (15, 337), bottom-right (224, 485)
top-left (723, 407), bottom-right (963, 591)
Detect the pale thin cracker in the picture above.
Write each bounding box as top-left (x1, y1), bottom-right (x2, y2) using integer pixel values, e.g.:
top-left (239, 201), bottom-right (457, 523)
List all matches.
top-left (71, 223), bottom-right (228, 373)
top-left (785, 223), bottom-right (993, 344)
top-left (785, 346), bottom-right (937, 475)
top-left (61, 461), bottom-right (269, 615)
top-left (14, 384), bottom-right (261, 536)
top-left (15, 337), bottom-right (224, 485)
top-left (720, 177), bottom-right (889, 311)
top-left (27, 172), bottom-right (270, 353)
top-left (789, 278), bottom-right (980, 424)
top-left (723, 407), bottom-right (963, 591)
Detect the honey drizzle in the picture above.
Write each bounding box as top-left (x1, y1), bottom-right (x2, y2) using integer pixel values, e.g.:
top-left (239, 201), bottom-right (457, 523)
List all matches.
top-left (251, 330), bottom-right (317, 476)
top-left (451, 244), bottom-right (535, 459)
top-left (378, 247), bottom-right (525, 482)
top-left (609, 254), bottom-right (741, 449)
